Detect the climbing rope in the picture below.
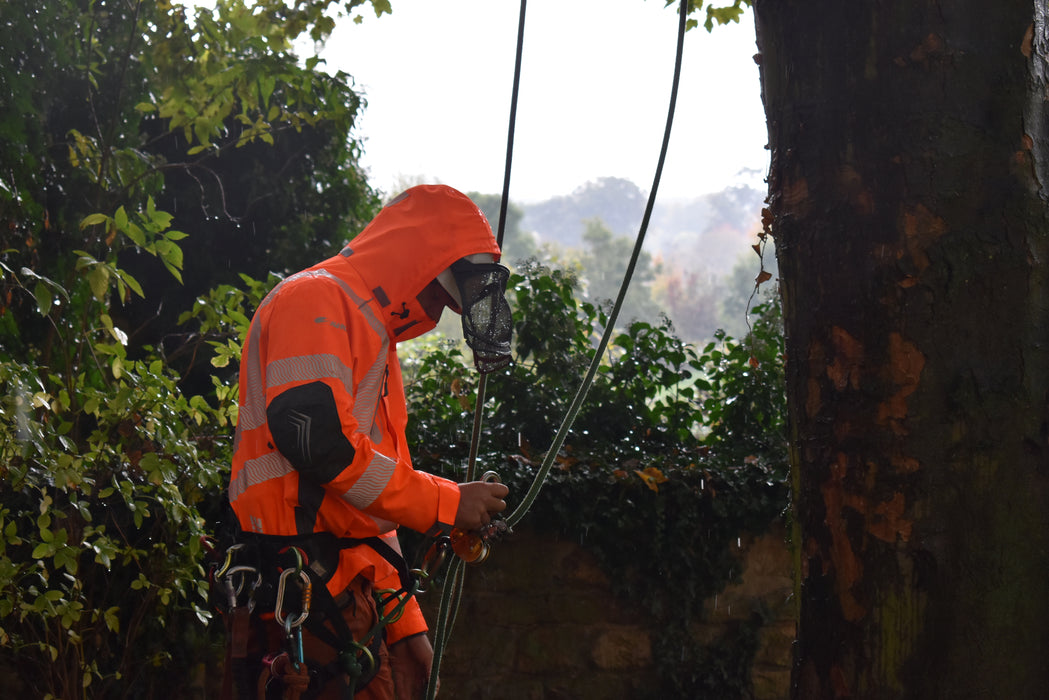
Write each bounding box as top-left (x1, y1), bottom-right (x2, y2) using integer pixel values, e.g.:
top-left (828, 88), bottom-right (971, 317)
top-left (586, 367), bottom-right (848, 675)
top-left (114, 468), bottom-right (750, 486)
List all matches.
top-left (507, 0), bottom-right (687, 529)
top-left (426, 0), bottom-right (690, 697)
top-left (426, 2), bottom-right (528, 698)
top-left (464, 0), bottom-right (526, 485)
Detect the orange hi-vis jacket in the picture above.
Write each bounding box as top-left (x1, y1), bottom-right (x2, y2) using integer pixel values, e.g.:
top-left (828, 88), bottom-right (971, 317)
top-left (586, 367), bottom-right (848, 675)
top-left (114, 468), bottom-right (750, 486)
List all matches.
top-left (228, 185), bottom-right (502, 641)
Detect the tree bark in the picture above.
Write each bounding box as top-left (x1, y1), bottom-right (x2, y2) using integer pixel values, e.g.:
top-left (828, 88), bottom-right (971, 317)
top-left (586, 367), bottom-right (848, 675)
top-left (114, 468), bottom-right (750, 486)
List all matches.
top-left (753, 1), bottom-right (1049, 697)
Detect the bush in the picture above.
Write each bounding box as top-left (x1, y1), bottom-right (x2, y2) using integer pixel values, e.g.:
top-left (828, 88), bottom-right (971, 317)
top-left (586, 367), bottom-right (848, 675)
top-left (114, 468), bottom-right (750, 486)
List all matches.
top-left (402, 259), bottom-right (788, 698)
top-left (0, 303), bottom-right (236, 697)
top-left (0, 1), bottom-right (377, 693)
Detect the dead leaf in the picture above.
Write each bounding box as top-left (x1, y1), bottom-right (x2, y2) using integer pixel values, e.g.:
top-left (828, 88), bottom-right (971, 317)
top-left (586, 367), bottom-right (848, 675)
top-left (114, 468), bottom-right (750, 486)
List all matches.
top-left (634, 466), bottom-right (668, 492)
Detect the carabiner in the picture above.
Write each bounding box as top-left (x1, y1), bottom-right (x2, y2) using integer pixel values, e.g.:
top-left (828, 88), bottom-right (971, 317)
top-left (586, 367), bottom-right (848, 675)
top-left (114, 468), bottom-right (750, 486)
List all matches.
top-left (214, 543), bottom-right (244, 580)
top-left (274, 568), bottom-right (311, 629)
top-left (420, 537), bottom-right (451, 580)
top-left (220, 564), bottom-right (261, 612)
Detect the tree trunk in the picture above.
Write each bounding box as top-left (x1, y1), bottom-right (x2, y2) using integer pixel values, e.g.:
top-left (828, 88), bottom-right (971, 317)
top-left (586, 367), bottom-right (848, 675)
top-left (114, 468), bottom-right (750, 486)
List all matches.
top-left (753, 1), bottom-right (1049, 697)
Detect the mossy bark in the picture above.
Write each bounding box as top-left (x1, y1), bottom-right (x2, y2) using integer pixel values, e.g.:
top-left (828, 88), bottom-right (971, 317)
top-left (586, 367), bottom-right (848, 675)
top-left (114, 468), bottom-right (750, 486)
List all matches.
top-left (753, 1), bottom-right (1049, 697)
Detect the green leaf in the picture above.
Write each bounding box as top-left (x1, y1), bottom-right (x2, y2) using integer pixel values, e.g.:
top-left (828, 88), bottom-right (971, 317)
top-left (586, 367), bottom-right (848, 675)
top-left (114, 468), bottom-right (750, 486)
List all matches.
top-left (114, 205), bottom-right (128, 232)
top-left (87, 265), bottom-right (110, 301)
top-left (104, 606), bottom-right (120, 633)
top-left (115, 269), bottom-right (145, 298)
top-left (33, 282), bottom-right (52, 316)
top-left (154, 238), bottom-right (183, 270)
top-left (125, 222), bottom-right (146, 247)
top-left (79, 213), bottom-right (109, 229)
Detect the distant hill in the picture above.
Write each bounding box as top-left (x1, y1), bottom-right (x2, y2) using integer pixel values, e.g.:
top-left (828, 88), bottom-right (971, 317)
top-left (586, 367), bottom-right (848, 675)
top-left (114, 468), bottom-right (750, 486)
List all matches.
top-left (520, 176), bottom-right (765, 275)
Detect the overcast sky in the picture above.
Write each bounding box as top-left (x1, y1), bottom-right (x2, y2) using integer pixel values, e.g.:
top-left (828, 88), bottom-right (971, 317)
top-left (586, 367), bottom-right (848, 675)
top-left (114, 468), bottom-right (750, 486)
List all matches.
top-left (310, 0), bottom-right (768, 202)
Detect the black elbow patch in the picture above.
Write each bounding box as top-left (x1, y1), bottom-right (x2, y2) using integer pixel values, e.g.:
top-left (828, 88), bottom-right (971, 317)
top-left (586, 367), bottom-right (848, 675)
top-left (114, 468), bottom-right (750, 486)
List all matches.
top-left (268, 382), bottom-right (356, 485)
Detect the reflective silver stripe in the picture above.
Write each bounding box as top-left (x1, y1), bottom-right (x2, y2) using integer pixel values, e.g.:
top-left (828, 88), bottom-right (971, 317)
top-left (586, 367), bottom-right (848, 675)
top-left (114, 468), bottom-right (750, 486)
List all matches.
top-left (340, 451), bottom-right (397, 509)
top-left (239, 316), bottom-right (267, 431)
top-left (371, 516), bottom-right (398, 533)
top-left (238, 267), bottom-right (390, 439)
top-left (268, 354), bottom-right (354, 393)
top-left (229, 451), bottom-right (293, 503)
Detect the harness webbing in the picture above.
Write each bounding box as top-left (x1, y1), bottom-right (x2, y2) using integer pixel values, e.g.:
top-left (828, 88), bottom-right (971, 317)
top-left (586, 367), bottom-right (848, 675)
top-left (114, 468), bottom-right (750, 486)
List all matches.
top-left (427, 1), bottom-right (690, 698)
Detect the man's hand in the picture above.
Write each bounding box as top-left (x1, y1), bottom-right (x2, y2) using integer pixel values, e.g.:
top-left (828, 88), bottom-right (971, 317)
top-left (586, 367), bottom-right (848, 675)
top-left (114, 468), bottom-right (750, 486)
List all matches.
top-left (455, 480), bottom-right (509, 530)
top-left (389, 633), bottom-right (435, 699)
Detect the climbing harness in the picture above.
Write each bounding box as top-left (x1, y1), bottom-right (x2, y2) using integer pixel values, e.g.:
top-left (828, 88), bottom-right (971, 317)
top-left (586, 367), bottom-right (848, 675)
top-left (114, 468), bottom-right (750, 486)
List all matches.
top-left (426, 0), bottom-right (691, 698)
top-left (206, 504), bottom-right (514, 700)
top-left (208, 530), bottom-right (422, 699)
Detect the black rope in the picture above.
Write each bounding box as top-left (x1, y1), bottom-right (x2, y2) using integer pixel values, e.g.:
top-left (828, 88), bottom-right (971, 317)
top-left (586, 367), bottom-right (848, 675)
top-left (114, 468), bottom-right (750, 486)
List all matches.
top-left (428, 0), bottom-right (689, 696)
top-left (494, 0), bottom-right (527, 252)
top-left (506, 0), bottom-right (689, 528)
top-left (426, 3), bottom-right (528, 699)
top-left (466, 0), bottom-right (526, 484)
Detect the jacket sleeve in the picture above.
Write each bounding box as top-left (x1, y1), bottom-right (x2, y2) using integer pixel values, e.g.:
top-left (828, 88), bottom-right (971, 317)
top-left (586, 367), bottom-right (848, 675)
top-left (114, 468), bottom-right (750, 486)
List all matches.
top-left (261, 273), bottom-right (460, 536)
top-left (372, 532), bottom-right (428, 644)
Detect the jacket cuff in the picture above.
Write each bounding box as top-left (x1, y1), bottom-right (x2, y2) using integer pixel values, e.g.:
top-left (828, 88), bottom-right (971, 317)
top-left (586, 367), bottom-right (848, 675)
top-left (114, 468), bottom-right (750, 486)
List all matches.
top-left (384, 596), bottom-right (428, 644)
top-left (424, 475), bottom-right (460, 537)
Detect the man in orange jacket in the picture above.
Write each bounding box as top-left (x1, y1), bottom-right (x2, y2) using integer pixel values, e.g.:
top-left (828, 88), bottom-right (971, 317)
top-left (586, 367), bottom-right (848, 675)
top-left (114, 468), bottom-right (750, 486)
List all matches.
top-left (227, 185), bottom-right (512, 698)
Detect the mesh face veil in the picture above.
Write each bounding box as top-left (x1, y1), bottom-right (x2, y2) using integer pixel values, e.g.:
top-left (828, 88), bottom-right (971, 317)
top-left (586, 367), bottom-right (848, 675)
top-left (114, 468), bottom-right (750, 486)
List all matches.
top-left (446, 256), bottom-right (513, 373)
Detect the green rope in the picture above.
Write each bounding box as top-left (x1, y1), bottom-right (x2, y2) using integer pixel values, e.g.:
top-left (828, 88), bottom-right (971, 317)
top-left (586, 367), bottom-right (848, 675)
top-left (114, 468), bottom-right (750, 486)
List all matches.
top-left (425, 556), bottom-right (464, 700)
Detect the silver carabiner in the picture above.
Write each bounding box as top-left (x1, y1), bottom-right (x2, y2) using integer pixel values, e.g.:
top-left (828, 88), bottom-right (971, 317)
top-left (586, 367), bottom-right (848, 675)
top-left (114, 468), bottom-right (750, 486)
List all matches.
top-left (274, 568), bottom-right (312, 629)
top-left (220, 564), bottom-right (261, 612)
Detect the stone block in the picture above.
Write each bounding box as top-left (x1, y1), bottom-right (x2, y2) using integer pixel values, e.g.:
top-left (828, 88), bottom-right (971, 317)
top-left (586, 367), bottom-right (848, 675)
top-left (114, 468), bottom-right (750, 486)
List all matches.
top-left (756, 619), bottom-right (796, 667)
top-left (592, 625), bottom-right (652, 670)
top-left (514, 625), bottom-right (589, 674)
top-left (753, 667), bottom-right (792, 700)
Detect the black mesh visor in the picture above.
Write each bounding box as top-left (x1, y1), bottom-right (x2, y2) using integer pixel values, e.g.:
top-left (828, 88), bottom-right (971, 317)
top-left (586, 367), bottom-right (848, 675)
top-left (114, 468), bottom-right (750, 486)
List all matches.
top-left (450, 259), bottom-right (513, 374)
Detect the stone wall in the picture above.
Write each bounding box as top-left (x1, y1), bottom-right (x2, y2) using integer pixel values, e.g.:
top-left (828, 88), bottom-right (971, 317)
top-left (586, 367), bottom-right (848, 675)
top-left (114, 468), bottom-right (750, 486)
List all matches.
top-left (419, 522), bottom-right (795, 699)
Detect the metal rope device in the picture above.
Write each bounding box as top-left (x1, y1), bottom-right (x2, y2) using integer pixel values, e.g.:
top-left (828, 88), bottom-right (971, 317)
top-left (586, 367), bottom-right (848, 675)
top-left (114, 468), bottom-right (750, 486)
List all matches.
top-left (425, 1), bottom-right (690, 697)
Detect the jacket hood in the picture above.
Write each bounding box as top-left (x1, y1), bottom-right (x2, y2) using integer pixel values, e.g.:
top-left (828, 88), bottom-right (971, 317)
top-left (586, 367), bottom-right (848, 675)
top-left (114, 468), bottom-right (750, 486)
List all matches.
top-left (333, 184), bottom-right (502, 342)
